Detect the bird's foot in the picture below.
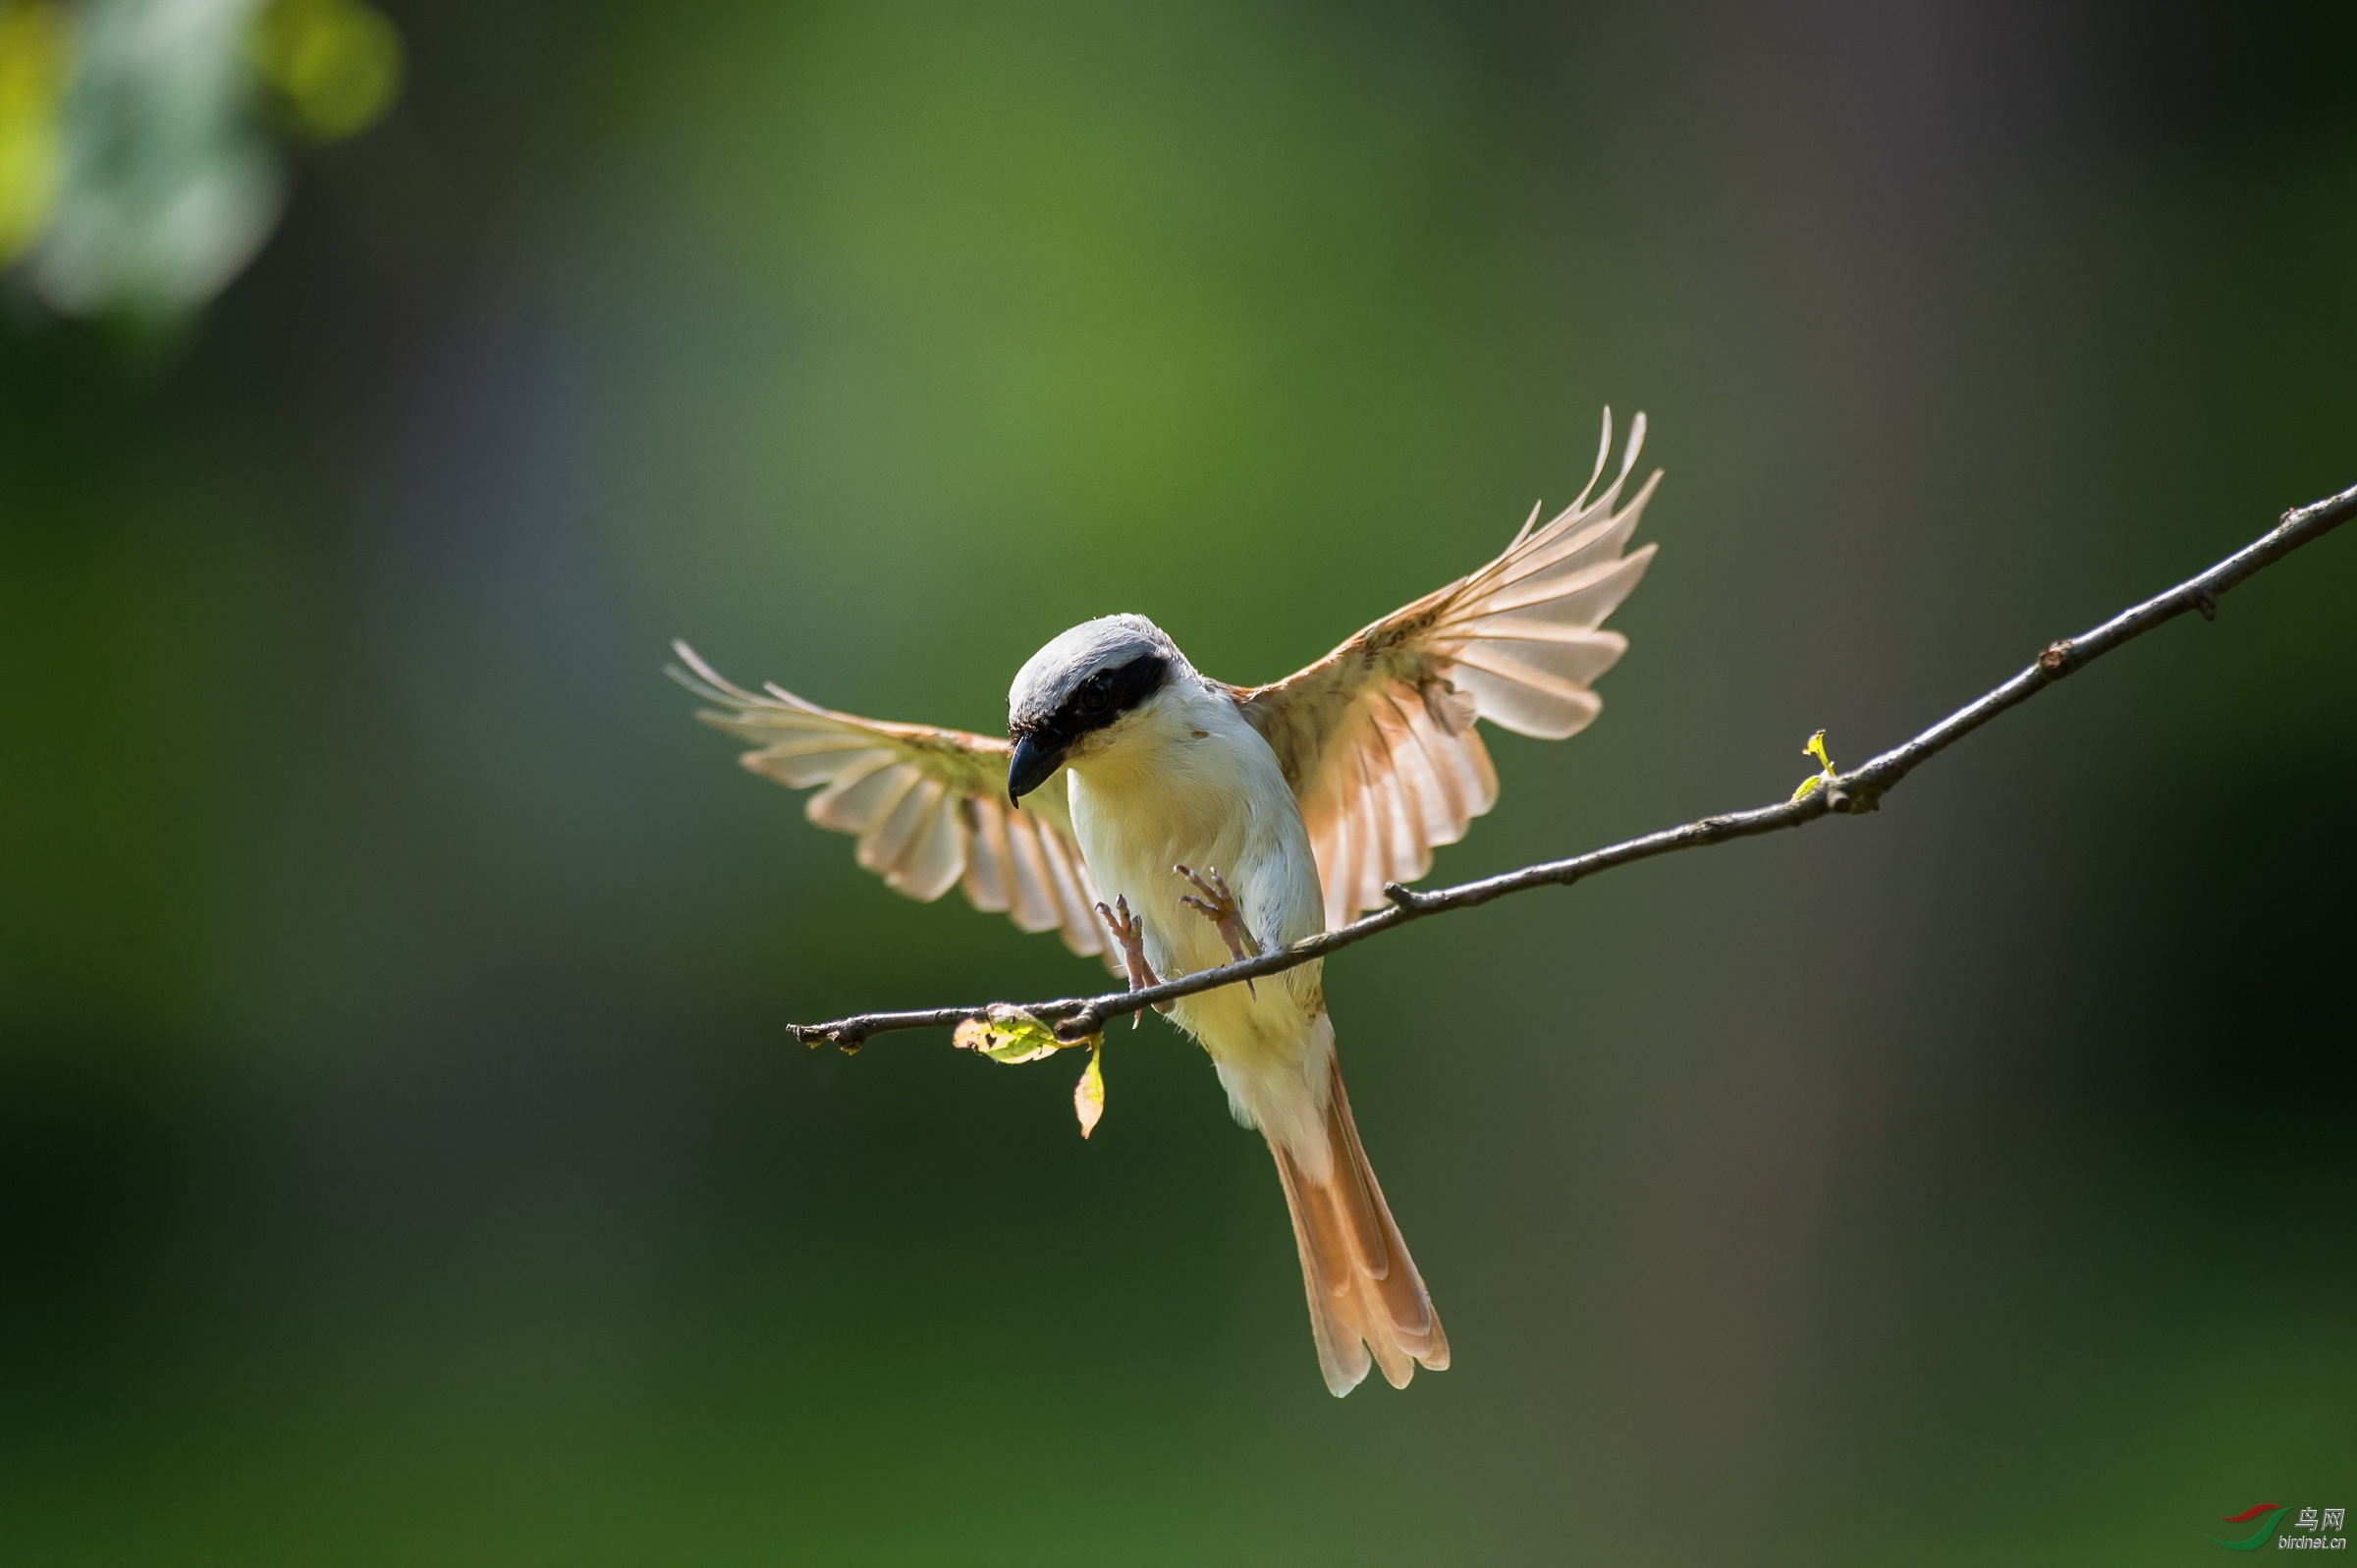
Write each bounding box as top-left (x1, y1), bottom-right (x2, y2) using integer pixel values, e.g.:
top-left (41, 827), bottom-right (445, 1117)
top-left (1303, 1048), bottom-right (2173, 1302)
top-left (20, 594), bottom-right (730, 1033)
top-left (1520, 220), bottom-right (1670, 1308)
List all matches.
top-left (1094, 895), bottom-right (1168, 1023)
top-left (1174, 864), bottom-right (1260, 994)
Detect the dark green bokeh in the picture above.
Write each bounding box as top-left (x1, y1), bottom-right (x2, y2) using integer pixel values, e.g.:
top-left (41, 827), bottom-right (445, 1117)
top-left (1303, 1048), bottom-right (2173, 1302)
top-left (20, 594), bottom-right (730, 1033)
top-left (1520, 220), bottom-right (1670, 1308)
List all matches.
top-left (3, 3), bottom-right (2352, 1562)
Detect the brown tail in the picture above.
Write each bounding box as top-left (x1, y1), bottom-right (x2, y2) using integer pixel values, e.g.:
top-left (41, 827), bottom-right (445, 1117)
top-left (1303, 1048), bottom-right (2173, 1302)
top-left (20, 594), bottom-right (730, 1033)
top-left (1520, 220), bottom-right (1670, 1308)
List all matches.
top-left (1269, 1051), bottom-right (1450, 1396)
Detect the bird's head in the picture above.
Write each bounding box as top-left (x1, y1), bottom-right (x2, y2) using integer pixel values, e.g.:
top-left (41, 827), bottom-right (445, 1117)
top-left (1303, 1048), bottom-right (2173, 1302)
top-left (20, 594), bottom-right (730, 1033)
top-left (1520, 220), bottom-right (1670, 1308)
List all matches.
top-left (1005, 614), bottom-right (1182, 806)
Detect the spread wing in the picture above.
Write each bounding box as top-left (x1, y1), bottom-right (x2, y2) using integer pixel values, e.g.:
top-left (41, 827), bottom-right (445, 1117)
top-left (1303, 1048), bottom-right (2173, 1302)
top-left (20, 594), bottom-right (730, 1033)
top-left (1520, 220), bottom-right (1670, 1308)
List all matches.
top-left (670, 643), bottom-right (1117, 968)
top-left (1234, 409), bottom-right (1661, 931)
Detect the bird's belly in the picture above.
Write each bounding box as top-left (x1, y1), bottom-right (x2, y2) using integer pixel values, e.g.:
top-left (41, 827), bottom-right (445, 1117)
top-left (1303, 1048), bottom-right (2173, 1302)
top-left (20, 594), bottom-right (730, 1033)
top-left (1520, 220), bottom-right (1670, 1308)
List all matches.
top-left (1068, 726), bottom-right (1333, 1145)
top-left (1076, 794), bottom-right (1322, 1067)
top-left (1088, 820), bottom-right (1245, 978)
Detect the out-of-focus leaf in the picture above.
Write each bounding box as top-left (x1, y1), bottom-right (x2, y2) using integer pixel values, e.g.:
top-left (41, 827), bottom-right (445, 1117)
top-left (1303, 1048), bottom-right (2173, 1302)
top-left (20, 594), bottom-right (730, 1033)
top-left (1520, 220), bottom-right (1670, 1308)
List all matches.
top-left (1073, 1047), bottom-right (1104, 1139)
top-left (26, 0), bottom-right (285, 319)
top-left (249, 0), bottom-right (400, 142)
top-left (1, 0), bottom-right (401, 322)
top-left (0, 0), bottom-right (72, 263)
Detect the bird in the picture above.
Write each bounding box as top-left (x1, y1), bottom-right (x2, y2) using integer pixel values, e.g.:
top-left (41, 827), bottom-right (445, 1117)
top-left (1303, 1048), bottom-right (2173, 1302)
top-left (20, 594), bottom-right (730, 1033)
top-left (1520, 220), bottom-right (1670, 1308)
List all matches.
top-left (671, 410), bottom-right (1661, 1395)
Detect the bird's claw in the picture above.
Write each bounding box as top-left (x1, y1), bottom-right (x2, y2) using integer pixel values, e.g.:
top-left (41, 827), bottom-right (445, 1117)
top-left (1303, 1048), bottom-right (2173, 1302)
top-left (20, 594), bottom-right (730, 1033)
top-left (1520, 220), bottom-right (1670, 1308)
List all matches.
top-left (1094, 895), bottom-right (1166, 1023)
top-left (1174, 863), bottom-right (1260, 994)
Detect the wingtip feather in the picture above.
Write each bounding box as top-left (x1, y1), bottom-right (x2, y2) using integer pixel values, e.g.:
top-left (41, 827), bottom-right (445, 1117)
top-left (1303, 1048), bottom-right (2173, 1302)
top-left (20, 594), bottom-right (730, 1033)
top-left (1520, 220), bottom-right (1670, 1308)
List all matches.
top-left (1508, 496), bottom-right (1545, 549)
top-left (667, 639), bottom-right (760, 705)
top-left (1572, 406), bottom-right (1614, 512)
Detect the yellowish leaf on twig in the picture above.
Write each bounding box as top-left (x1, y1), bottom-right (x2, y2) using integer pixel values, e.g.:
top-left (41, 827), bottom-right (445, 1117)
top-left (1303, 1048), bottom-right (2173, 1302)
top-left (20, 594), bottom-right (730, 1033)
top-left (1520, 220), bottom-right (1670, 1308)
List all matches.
top-left (952, 1003), bottom-right (1099, 1067)
top-left (952, 1004), bottom-right (1069, 1064)
top-left (1073, 1047), bottom-right (1105, 1139)
top-left (952, 1005), bottom-right (1107, 1137)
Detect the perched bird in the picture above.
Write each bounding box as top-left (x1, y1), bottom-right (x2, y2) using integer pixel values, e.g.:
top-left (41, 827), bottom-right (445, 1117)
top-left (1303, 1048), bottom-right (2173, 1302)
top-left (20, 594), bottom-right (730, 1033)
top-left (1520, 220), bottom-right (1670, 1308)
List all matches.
top-left (673, 411), bottom-right (1660, 1395)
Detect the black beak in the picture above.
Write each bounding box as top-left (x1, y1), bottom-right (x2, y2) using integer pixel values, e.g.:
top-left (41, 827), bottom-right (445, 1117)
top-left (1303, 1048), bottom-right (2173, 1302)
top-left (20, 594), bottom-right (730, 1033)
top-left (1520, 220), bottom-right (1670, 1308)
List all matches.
top-left (1006, 730), bottom-right (1067, 808)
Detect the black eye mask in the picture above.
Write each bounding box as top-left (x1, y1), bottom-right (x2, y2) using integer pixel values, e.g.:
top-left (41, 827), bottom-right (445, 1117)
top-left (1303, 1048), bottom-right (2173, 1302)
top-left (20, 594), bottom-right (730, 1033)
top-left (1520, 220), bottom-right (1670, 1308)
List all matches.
top-left (1006, 653), bottom-right (1170, 804)
top-left (1043, 653), bottom-right (1169, 744)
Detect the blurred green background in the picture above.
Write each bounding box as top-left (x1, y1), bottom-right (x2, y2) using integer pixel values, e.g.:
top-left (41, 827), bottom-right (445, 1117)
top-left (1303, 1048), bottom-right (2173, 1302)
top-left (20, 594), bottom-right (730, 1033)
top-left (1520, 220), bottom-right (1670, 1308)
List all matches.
top-left (3, 2), bottom-right (2353, 1562)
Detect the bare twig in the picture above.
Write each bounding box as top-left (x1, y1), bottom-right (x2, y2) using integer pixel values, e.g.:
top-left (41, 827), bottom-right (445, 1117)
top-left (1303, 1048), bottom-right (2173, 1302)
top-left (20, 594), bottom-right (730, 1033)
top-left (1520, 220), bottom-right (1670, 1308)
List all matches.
top-left (793, 482), bottom-right (2357, 1050)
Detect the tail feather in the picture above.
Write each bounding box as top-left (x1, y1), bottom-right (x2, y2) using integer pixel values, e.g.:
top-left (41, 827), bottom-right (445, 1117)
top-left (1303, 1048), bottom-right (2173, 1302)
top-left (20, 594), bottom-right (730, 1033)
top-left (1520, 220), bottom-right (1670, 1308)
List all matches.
top-left (1270, 1052), bottom-right (1449, 1396)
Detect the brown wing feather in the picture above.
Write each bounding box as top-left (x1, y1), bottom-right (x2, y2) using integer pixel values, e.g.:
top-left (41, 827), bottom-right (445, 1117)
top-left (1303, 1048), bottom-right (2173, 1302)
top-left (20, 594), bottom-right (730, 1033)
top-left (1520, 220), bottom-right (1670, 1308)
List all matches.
top-left (1234, 409), bottom-right (1659, 930)
top-left (671, 642), bottom-right (1118, 969)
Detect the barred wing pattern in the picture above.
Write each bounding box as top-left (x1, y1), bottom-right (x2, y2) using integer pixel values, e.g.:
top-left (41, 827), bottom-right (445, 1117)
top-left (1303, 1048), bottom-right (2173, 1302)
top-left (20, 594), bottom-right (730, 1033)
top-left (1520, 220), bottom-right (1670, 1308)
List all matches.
top-left (670, 644), bottom-right (1118, 969)
top-left (1236, 410), bottom-right (1660, 932)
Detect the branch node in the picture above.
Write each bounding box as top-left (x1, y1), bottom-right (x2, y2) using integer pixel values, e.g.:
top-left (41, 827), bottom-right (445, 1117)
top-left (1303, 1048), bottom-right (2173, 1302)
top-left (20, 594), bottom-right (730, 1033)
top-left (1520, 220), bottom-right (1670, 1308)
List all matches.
top-left (2037, 637), bottom-right (2075, 675)
top-left (1381, 882), bottom-right (1423, 911)
top-left (2191, 587), bottom-right (2218, 622)
top-left (1830, 779), bottom-right (1883, 815)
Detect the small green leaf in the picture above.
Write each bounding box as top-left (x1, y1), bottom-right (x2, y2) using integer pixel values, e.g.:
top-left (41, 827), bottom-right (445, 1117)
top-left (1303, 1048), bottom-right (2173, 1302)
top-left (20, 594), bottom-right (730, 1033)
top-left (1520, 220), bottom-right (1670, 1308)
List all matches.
top-left (953, 1005), bottom-right (1074, 1065)
top-left (1790, 729), bottom-right (1837, 800)
top-left (1073, 1047), bottom-right (1105, 1139)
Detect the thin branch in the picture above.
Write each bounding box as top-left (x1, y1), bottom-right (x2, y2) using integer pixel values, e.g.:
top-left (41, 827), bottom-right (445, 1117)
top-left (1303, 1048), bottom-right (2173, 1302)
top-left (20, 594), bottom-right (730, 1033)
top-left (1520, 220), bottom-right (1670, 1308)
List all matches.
top-left (793, 481), bottom-right (2357, 1050)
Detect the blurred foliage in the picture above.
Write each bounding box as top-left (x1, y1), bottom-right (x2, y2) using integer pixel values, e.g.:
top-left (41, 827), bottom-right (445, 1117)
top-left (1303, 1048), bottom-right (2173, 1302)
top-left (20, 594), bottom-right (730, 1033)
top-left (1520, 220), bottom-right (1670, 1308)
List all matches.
top-left (0, 0), bottom-right (396, 320)
top-left (0, 2), bottom-right (69, 262)
top-left (248, 0), bottom-right (400, 141)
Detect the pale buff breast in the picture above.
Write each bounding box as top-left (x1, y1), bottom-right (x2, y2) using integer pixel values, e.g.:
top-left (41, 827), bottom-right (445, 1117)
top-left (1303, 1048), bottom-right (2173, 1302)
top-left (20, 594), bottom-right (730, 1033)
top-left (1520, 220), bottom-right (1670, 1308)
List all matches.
top-left (1066, 693), bottom-right (1328, 1073)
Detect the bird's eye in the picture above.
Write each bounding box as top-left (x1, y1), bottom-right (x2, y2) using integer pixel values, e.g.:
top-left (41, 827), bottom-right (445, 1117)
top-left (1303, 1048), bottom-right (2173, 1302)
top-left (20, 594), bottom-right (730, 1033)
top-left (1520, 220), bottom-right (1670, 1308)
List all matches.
top-left (1078, 672), bottom-right (1114, 713)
